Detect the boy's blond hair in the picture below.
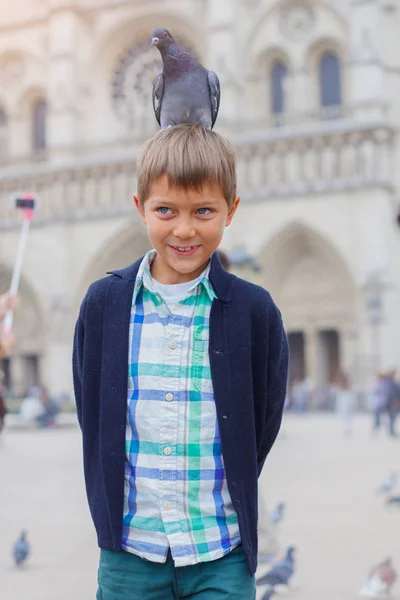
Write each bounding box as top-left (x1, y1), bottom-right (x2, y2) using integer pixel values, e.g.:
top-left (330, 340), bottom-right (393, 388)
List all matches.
top-left (136, 124), bottom-right (237, 207)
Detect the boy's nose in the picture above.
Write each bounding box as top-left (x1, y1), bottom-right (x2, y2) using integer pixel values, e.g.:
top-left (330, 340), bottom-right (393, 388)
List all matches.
top-left (173, 221), bottom-right (196, 239)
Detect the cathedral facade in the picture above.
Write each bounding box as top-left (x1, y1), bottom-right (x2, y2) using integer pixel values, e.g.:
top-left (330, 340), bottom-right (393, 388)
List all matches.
top-left (0, 0), bottom-right (400, 400)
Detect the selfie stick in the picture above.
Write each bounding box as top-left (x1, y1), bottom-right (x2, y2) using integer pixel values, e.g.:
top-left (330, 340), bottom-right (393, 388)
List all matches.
top-left (2, 194), bottom-right (37, 333)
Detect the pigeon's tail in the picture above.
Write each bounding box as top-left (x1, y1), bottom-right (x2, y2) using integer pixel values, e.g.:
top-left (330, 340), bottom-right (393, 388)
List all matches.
top-left (261, 586), bottom-right (276, 600)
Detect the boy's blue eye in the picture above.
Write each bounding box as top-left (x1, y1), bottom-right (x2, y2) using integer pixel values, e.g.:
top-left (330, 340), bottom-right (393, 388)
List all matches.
top-left (158, 207), bottom-right (171, 214)
top-left (197, 208), bottom-right (212, 215)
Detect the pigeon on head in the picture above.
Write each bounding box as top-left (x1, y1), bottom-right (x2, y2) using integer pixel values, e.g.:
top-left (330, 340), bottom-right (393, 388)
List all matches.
top-left (151, 27), bottom-right (220, 130)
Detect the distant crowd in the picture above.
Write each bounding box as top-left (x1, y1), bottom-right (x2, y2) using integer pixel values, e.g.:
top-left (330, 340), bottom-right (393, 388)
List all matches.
top-left (286, 370), bottom-right (400, 438)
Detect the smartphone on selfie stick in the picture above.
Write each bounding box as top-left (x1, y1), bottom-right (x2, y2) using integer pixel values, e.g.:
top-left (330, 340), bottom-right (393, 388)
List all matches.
top-left (2, 193), bottom-right (38, 333)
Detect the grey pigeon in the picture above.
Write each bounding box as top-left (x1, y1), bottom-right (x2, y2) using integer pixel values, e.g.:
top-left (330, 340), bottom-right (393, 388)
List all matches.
top-left (269, 502), bottom-right (285, 524)
top-left (386, 494), bottom-right (400, 506)
top-left (151, 27), bottom-right (220, 130)
top-left (12, 530), bottom-right (30, 567)
top-left (376, 473), bottom-right (397, 495)
top-left (257, 546), bottom-right (296, 587)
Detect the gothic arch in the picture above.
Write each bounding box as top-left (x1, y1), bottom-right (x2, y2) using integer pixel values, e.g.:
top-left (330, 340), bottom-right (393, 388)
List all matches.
top-left (258, 222), bottom-right (356, 328)
top-left (75, 222), bottom-right (151, 313)
top-left (16, 86), bottom-right (47, 119)
top-left (91, 12), bottom-right (204, 75)
top-left (307, 36), bottom-right (347, 72)
top-left (244, 0), bottom-right (349, 74)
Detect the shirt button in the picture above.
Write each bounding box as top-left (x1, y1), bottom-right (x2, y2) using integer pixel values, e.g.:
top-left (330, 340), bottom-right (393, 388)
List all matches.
top-left (165, 393), bottom-right (174, 402)
top-left (163, 447), bottom-right (172, 456)
top-left (168, 341), bottom-right (177, 349)
top-left (164, 501), bottom-right (172, 510)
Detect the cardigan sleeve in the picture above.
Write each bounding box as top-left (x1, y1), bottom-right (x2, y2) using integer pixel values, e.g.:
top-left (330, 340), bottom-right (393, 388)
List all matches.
top-left (72, 294), bottom-right (88, 428)
top-left (257, 301), bottom-right (289, 476)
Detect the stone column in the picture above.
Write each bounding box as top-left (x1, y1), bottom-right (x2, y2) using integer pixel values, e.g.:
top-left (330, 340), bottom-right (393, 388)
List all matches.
top-left (47, 2), bottom-right (83, 163)
top-left (304, 327), bottom-right (317, 388)
top-left (205, 0), bottom-right (240, 126)
top-left (10, 354), bottom-right (26, 398)
top-left (41, 293), bottom-right (74, 398)
top-left (348, 1), bottom-right (384, 117)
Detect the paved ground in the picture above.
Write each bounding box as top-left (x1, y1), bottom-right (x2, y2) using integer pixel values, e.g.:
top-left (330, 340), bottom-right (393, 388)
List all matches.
top-left (0, 414), bottom-right (399, 600)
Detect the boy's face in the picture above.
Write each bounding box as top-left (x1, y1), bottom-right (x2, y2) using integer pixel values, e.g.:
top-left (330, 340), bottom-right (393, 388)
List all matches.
top-left (134, 175), bottom-right (240, 284)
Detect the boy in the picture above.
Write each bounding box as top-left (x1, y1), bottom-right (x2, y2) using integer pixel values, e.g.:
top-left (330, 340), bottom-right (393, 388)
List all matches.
top-left (73, 124), bottom-right (288, 599)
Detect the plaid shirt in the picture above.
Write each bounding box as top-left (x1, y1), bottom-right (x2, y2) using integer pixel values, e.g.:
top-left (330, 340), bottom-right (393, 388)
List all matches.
top-left (122, 251), bottom-right (240, 566)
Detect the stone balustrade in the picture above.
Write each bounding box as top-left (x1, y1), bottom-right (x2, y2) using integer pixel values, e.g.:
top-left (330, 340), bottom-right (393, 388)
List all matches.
top-left (236, 121), bottom-right (394, 201)
top-left (0, 120), bottom-right (395, 229)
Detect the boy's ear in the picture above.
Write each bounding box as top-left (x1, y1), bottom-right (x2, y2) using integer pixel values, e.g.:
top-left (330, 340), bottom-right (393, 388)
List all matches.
top-left (225, 196), bottom-right (240, 227)
top-left (134, 194), bottom-right (147, 224)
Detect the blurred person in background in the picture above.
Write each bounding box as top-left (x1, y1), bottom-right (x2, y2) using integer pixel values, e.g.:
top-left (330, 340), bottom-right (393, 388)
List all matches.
top-left (216, 249), bottom-right (231, 271)
top-left (35, 385), bottom-right (59, 428)
top-left (19, 385), bottom-right (60, 428)
top-left (0, 292), bottom-right (18, 435)
top-left (0, 371), bottom-right (7, 434)
top-left (291, 377), bottom-right (311, 413)
top-left (386, 369), bottom-right (400, 439)
top-left (372, 370), bottom-right (399, 438)
top-left (334, 372), bottom-right (355, 437)
top-left (0, 292), bottom-right (17, 359)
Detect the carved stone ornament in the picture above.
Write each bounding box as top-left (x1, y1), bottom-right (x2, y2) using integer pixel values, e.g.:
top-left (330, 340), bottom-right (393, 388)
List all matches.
top-left (0, 54), bottom-right (25, 85)
top-left (279, 2), bottom-right (315, 42)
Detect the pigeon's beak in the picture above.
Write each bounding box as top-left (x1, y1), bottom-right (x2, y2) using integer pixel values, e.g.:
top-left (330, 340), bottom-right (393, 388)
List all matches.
top-left (151, 37), bottom-right (159, 47)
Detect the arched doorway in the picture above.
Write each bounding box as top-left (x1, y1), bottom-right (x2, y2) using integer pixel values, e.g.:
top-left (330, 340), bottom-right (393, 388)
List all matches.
top-left (258, 222), bottom-right (356, 405)
top-left (0, 265), bottom-right (44, 396)
top-left (75, 222), bottom-right (151, 314)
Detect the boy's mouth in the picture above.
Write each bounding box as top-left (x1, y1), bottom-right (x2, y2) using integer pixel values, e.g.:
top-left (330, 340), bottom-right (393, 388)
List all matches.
top-left (168, 245), bottom-right (200, 257)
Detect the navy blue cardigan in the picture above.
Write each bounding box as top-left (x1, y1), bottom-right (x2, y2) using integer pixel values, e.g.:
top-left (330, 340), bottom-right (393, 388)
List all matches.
top-left (72, 252), bottom-right (289, 575)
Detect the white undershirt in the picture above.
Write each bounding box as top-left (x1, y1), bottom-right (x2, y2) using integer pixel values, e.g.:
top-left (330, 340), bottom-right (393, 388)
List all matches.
top-left (151, 274), bottom-right (204, 309)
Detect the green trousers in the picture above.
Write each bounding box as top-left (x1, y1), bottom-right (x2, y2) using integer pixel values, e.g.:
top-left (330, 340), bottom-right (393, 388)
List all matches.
top-left (97, 544), bottom-right (256, 600)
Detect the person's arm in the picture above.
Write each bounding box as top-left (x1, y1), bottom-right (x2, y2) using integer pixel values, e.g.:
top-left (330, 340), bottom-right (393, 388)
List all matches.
top-left (0, 293), bottom-right (18, 358)
top-left (72, 295), bottom-right (88, 428)
top-left (257, 302), bottom-right (289, 476)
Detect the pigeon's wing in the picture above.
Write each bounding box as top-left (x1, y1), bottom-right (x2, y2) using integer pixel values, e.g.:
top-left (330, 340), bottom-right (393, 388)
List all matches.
top-left (207, 70), bottom-right (220, 128)
top-left (152, 73), bottom-right (165, 126)
top-left (257, 563), bottom-right (292, 586)
top-left (13, 540), bottom-right (28, 563)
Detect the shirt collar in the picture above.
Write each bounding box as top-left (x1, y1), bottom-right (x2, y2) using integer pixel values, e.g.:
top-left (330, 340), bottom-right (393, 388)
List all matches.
top-left (133, 250), bottom-right (216, 304)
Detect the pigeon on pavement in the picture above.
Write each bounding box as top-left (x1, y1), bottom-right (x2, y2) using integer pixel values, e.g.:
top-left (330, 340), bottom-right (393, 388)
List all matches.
top-left (12, 530), bottom-right (30, 567)
top-left (269, 502), bottom-right (285, 524)
top-left (261, 589), bottom-right (276, 600)
top-left (359, 558), bottom-right (397, 597)
top-left (151, 27), bottom-right (220, 130)
top-left (257, 546), bottom-right (296, 587)
top-left (386, 495), bottom-right (400, 506)
top-left (376, 473), bottom-right (397, 495)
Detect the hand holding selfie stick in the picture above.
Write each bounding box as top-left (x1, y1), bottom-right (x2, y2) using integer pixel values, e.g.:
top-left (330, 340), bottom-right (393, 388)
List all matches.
top-left (2, 194), bottom-right (37, 335)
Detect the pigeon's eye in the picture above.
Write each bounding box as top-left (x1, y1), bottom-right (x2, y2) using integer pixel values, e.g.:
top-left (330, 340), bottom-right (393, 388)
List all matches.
top-left (164, 32), bottom-right (168, 38)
